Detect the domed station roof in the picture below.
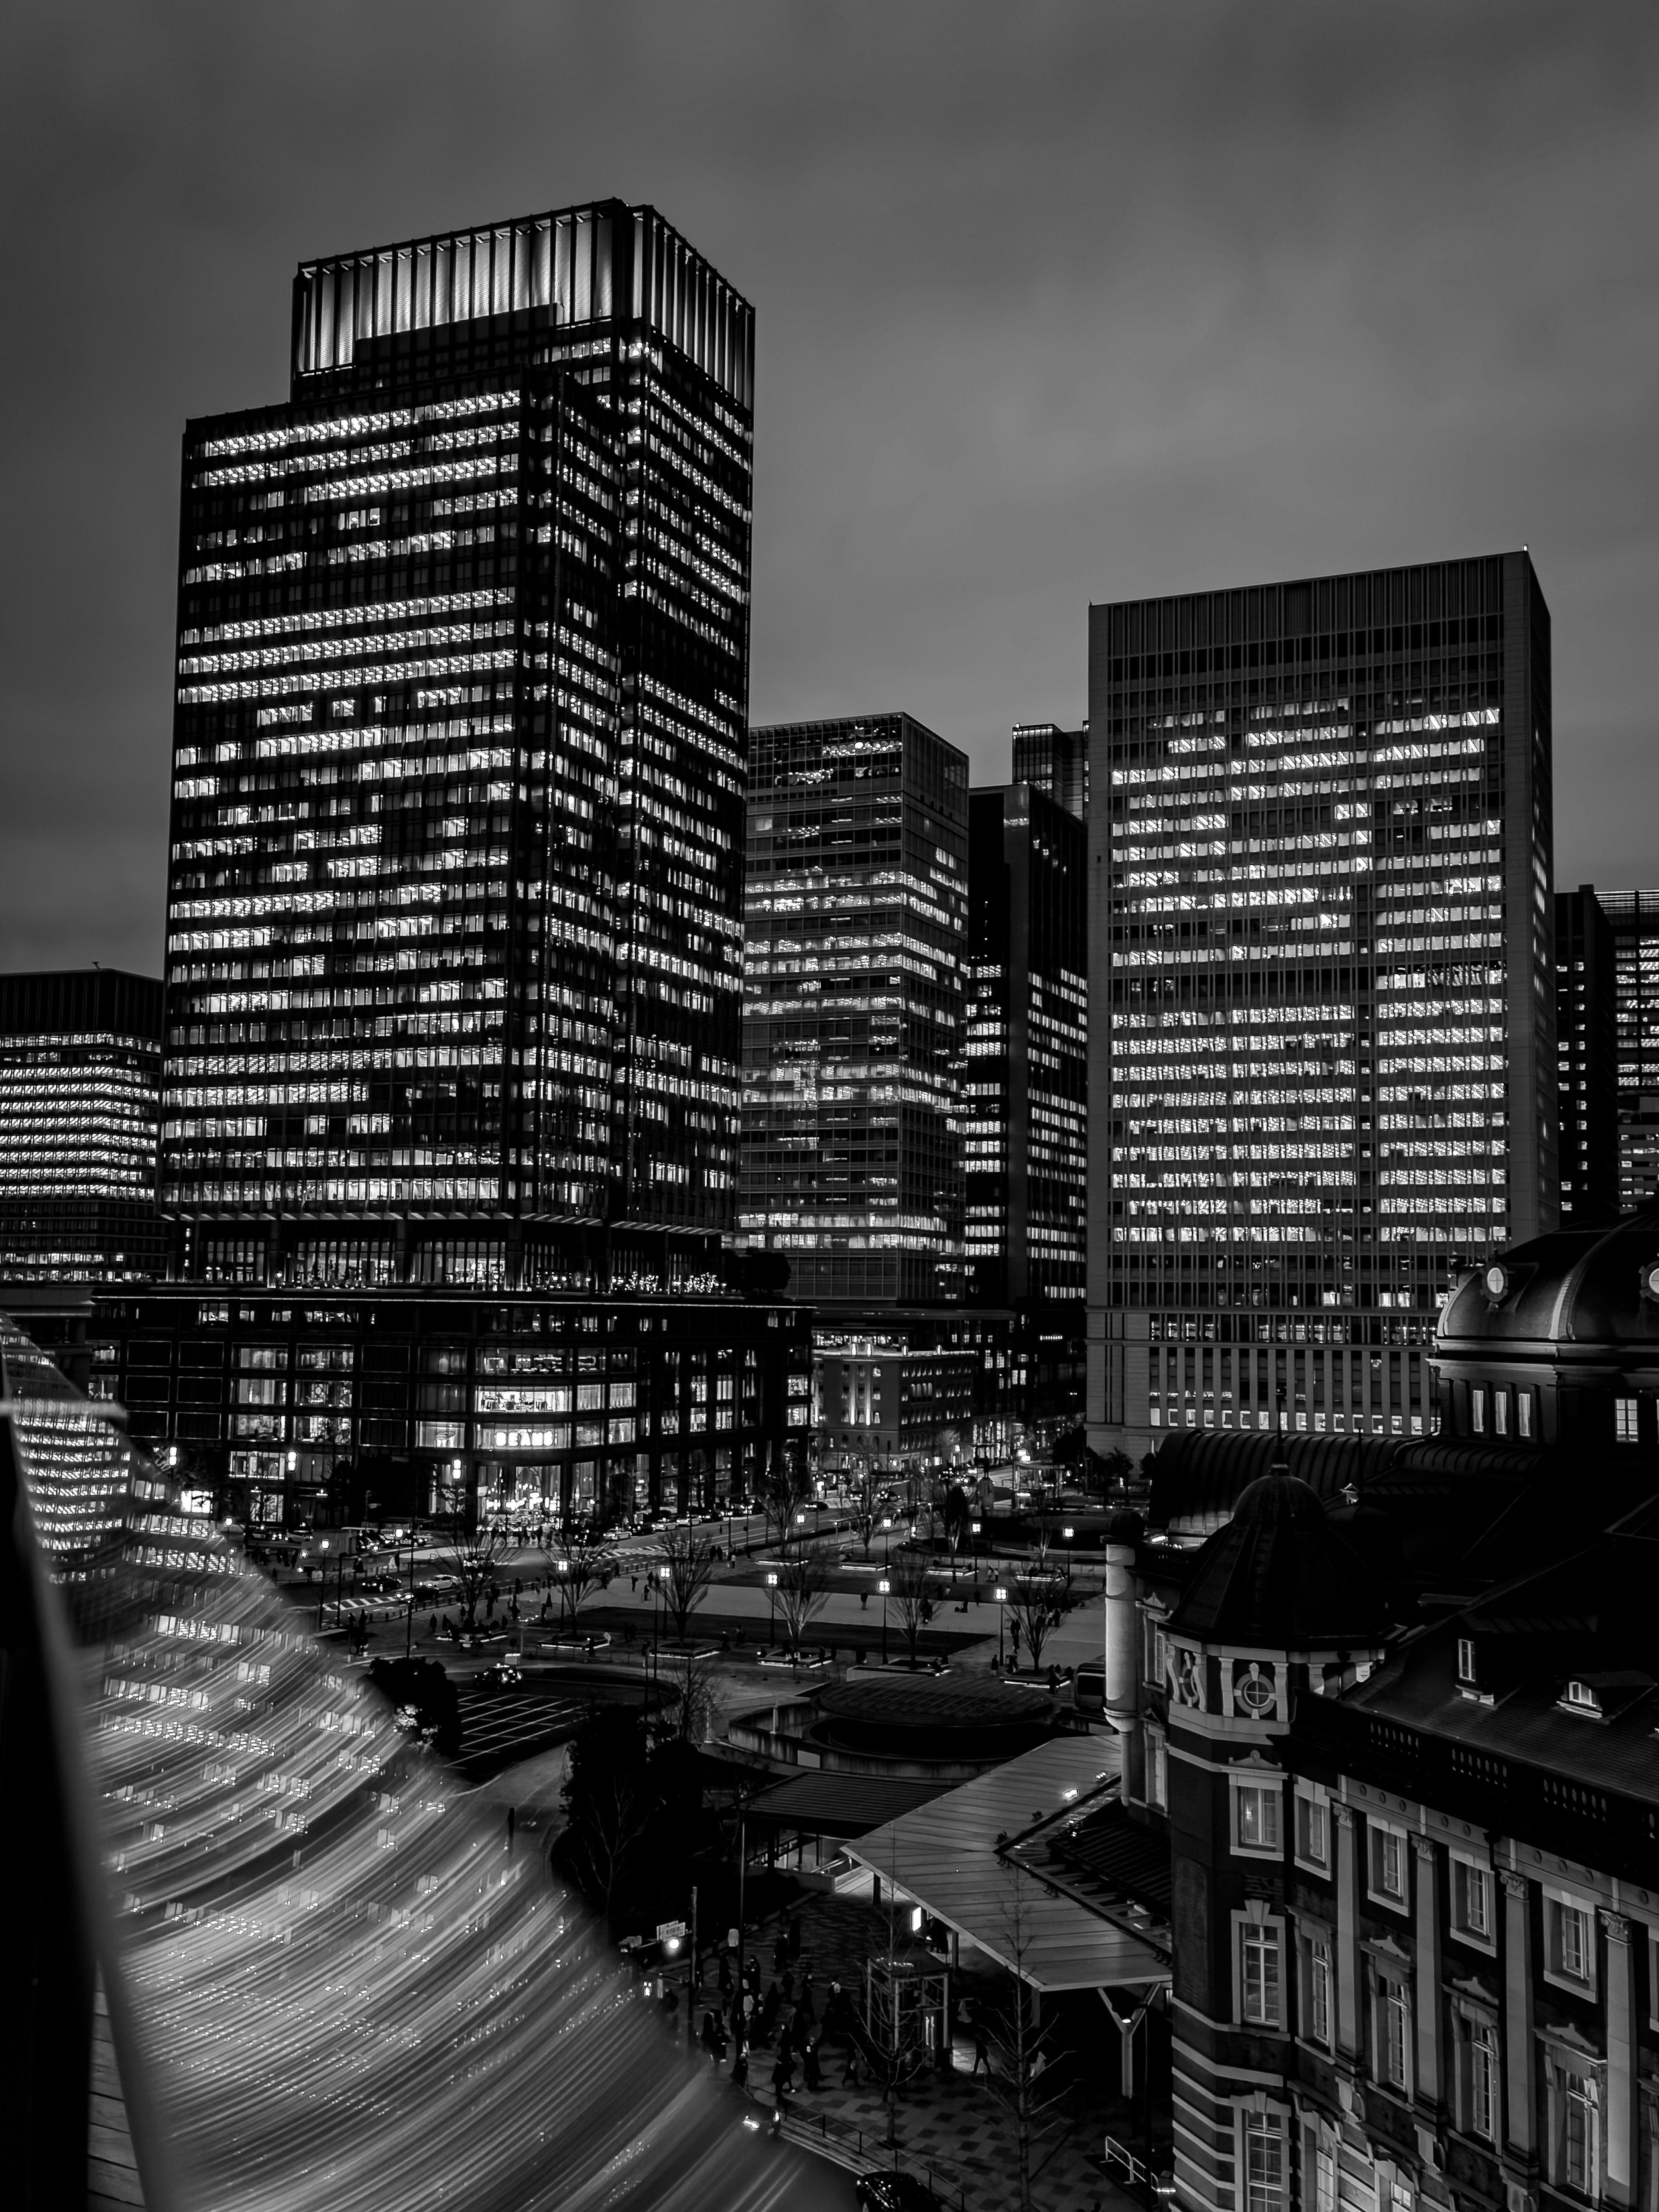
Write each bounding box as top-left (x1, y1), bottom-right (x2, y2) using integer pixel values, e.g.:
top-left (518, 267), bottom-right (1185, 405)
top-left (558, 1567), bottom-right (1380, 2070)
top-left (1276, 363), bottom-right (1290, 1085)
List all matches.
top-left (1168, 1467), bottom-right (1390, 1649)
top-left (1439, 1204), bottom-right (1659, 1353)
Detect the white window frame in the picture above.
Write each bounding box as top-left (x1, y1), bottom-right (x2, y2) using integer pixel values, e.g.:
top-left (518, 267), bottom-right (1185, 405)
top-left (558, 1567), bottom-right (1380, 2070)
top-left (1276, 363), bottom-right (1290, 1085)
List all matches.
top-left (1144, 1723), bottom-right (1167, 1812)
top-left (1297, 1922), bottom-right (1335, 2051)
top-left (1543, 1886), bottom-right (1599, 2001)
top-left (1294, 1780), bottom-right (1331, 1875)
top-left (1616, 1395), bottom-right (1640, 1443)
top-left (1459, 2012), bottom-right (1500, 2144)
top-left (1239, 2108), bottom-right (1287, 2212)
top-left (1545, 2049), bottom-right (1603, 2201)
top-left (1449, 1847), bottom-right (1497, 1953)
top-left (1372, 1964), bottom-right (1414, 2096)
top-left (1471, 1385), bottom-right (1487, 1434)
top-left (1517, 1388), bottom-right (1534, 1439)
top-left (1233, 1909), bottom-right (1286, 2031)
top-left (1303, 2125), bottom-right (1337, 2212)
top-left (1230, 1770), bottom-right (1285, 1860)
top-left (1366, 1815), bottom-right (1411, 1912)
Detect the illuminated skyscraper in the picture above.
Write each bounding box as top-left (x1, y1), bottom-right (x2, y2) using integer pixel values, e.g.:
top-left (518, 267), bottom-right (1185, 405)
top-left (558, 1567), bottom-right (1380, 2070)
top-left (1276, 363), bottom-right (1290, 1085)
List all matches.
top-left (740, 713), bottom-right (968, 1307)
top-left (1088, 553), bottom-right (1554, 1452)
top-left (163, 203), bottom-right (753, 1294)
top-left (1599, 889), bottom-right (1659, 1209)
top-left (1554, 884), bottom-right (1618, 1227)
top-left (0, 970), bottom-right (164, 1282)
top-left (964, 782), bottom-right (1086, 1309)
top-left (1011, 721), bottom-right (1087, 822)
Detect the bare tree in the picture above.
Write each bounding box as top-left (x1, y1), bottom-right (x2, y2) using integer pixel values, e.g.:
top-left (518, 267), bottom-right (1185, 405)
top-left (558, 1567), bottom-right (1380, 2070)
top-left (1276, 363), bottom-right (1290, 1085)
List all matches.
top-left (979, 1862), bottom-right (1072, 2212)
top-left (1006, 1567), bottom-right (1066, 1674)
top-left (942, 1482), bottom-right (972, 1577)
top-left (433, 1477), bottom-right (513, 1627)
top-left (772, 1548), bottom-right (829, 1662)
top-left (658, 1525), bottom-right (717, 1642)
top-left (561, 1746), bottom-right (656, 1916)
top-left (886, 1547), bottom-right (933, 1670)
top-left (551, 1522), bottom-right (613, 1633)
top-left (759, 1452), bottom-right (813, 1556)
top-left (661, 1649), bottom-right (720, 1742)
top-left (849, 1460), bottom-right (881, 1561)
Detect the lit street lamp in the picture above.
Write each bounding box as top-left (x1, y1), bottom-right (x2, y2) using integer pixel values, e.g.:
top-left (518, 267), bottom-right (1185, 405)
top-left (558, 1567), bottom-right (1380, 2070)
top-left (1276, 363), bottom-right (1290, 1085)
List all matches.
top-left (995, 1584), bottom-right (1008, 1668)
top-left (765, 1568), bottom-right (778, 1649)
top-left (877, 1576), bottom-right (890, 1665)
top-left (317, 1538), bottom-right (331, 1630)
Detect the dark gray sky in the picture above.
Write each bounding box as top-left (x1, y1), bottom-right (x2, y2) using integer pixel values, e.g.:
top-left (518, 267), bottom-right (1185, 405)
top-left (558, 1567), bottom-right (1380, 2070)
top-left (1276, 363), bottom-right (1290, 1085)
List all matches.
top-left (3, 2), bottom-right (1656, 976)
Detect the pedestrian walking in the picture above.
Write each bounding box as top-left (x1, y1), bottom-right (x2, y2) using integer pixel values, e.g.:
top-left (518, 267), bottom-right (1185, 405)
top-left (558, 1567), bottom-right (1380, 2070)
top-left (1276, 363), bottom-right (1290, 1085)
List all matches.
top-left (803, 2038), bottom-right (823, 2092)
top-left (772, 1931), bottom-right (788, 1976)
top-left (797, 1975), bottom-right (815, 2024)
top-left (840, 2046), bottom-right (861, 2089)
top-left (730, 2041), bottom-right (748, 2088)
top-left (971, 2024), bottom-right (989, 2076)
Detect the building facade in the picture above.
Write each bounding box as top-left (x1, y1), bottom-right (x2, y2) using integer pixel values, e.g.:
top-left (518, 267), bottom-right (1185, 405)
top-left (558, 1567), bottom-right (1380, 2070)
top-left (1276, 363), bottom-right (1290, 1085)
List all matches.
top-left (91, 1285), bottom-right (809, 1530)
top-left (965, 782), bottom-right (1087, 1310)
top-left (1087, 554), bottom-right (1556, 1456)
top-left (163, 202), bottom-right (754, 1296)
top-left (1012, 720), bottom-right (1088, 822)
top-left (739, 712), bottom-right (969, 1308)
top-left (1554, 887), bottom-right (1618, 1229)
top-left (812, 1335), bottom-right (978, 1470)
top-left (0, 970), bottom-right (165, 1283)
top-left (1599, 892), bottom-right (1659, 1211)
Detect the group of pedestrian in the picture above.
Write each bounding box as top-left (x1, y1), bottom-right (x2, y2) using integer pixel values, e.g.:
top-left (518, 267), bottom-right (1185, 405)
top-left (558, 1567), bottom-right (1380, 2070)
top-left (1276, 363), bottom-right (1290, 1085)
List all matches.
top-left (690, 1908), bottom-right (871, 2123)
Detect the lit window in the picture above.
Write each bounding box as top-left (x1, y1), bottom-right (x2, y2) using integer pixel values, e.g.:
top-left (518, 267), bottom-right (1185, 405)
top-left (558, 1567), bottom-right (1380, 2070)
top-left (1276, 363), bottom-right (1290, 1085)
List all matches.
top-left (1456, 1635), bottom-right (1478, 1686)
top-left (1237, 1783), bottom-right (1281, 1853)
top-left (1307, 2136), bottom-right (1336, 2212)
top-left (1517, 1390), bottom-right (1533, 1439)
top-left (1471, 1386), bottom-right (1486, 1434)
top-left (1494, 1389), bottom-right (1509, 1437)
top-left (1563, 1679), bottom-right (1602, 1716)
top-left (1242, 1923), bottom-right (1282, 2027)
top-left (1616, 1396), bottom-right (1640, 1443)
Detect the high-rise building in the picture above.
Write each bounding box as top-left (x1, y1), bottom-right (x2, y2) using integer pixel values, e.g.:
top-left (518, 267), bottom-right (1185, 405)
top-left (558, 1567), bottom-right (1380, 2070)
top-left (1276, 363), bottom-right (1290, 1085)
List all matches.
top-left (739, 712), bottom-right (968, 1308)
top-left (1599, 889), bottom-right (1659, 1209)
top-left (164, 202), bottom-right (754, 1294)
top-left (965, 782), bottom-right (1087, 1309)
top-left (0, 970), bottom-right (165, 1282)
top-left (1088, 553), bottom-right (1554, 1455)
top-left (1011, 721), bottom-right (1087, 821)
top-left (1554, 885), bottom-right (1618, 1227)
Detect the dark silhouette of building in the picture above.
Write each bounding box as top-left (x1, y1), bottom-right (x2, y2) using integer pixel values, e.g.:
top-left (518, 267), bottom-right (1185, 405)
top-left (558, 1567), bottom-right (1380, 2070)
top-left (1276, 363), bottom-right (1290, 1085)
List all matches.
top-left (1111, 1207), bottom-right (1659, 2212)
top-left (164, 203), bottom-right (754, 1296)
top-left (740, 712), bottom-right (968, 1309)
top-left (1088, 554), bottom-right (1555, 1458)
top-left (965, 782), bottom-right (1086, 1310)
top-left (1599, 889), bottom-right (1659, 1208)
top-left (1554, 886), bottom-right (1618, 1227)
top-left (0, 969), bottom-right (163, 1283)
top-left (1012, 719), bottom-right (1088, 820)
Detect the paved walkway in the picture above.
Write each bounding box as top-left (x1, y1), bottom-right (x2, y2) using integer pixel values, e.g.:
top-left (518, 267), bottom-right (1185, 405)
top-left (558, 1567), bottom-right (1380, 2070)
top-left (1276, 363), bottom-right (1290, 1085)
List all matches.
top-left (693, 1892), bottom-right (1137, 2212)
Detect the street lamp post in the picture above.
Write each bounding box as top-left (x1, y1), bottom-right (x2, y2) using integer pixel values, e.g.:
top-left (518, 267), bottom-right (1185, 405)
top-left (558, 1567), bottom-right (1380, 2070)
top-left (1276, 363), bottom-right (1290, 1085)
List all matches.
top-left (877, 1576), bottom-right (890, 1665)
top-left (995, 1584), bottom-right (1008, 1668)
top-left (765, 1569), bottom-right (778, 1651)
top-left (317, 1539), bottom-right (330, 1630)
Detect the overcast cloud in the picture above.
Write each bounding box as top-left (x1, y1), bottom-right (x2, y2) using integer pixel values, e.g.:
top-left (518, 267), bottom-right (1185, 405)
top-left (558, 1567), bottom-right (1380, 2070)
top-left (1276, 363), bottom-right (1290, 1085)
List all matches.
top-left (2, 1), bottom-right (1655, 974)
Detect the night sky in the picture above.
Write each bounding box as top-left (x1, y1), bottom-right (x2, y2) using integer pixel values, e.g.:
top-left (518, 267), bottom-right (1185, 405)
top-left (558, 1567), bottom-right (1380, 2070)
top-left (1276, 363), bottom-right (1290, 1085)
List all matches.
top-left (3, 2), bottom-right (1655, 976)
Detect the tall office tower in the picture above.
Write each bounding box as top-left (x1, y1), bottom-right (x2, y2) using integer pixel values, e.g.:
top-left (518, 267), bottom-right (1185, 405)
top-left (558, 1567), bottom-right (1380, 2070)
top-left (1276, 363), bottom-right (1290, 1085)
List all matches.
top-left (1600, 890), bottom-right (1659, 1208)
top-left (1087, 553), bottom-right (1554, 1454)
top-left (1011, 721), bottom-right (1087, 821)
top-left (165, 203), bottom-right (753, 1293)
top-left (740, 714), bottom-right (968, 1307)
top-left (964, 783), bottom-right (1087, 1309)
top-left (0, 971), bottom-right (165, 1283)
top-left (1554, 885), bottom-right (1618, 1227)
